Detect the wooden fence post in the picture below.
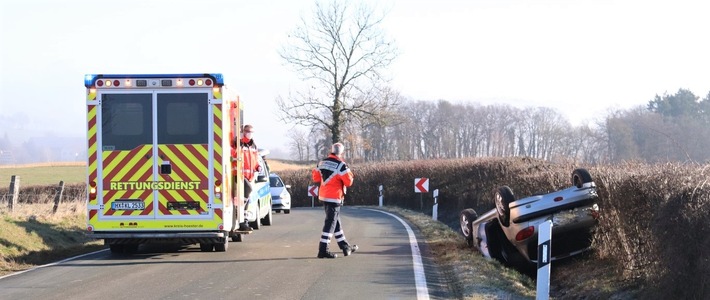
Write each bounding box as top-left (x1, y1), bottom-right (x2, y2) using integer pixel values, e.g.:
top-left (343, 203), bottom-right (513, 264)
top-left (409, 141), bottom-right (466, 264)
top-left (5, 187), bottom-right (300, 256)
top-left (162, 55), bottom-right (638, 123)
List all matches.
top-left (9, 175), bottom-right (20, 212)
top-left (53, 180), bottom-right (65, 214)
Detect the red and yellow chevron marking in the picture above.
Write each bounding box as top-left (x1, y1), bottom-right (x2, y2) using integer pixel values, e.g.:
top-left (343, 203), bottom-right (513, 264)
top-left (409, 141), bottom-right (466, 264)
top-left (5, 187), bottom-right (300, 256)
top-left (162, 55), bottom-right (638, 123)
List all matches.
top-left (87, 105), bottom-right (98, 206)
top-left (88, 209), bottom-right (98, 228)
top-left (102, 145), bottom-right (154, 216)
top-left (156, 144), bottom-right (209, 216)
top-left (213, 104), bottom-right (223, 208)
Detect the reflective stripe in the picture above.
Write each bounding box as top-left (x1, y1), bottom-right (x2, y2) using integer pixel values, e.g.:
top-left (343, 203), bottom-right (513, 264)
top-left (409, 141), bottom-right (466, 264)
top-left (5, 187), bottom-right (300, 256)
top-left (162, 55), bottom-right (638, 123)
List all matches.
top-left (320, 239), bottom-right (331, 243)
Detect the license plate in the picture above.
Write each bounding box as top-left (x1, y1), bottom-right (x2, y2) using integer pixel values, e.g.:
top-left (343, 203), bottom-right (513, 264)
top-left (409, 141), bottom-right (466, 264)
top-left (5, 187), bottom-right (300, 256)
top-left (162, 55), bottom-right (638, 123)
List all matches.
top-left (111, 201), bottom-right (145, 210)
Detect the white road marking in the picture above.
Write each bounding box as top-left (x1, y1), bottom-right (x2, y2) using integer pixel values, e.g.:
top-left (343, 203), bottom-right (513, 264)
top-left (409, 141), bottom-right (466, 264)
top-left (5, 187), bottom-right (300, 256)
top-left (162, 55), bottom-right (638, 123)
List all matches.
top-left (0, 249), bottom-right (108, 280)
top-left (365, 209), bottom-right (430, 300)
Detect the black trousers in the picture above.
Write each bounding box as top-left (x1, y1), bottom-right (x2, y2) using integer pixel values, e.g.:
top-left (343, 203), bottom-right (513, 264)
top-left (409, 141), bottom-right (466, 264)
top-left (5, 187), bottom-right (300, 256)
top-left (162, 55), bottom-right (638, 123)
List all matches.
top-left (319, 201), bottom-right (349, 252)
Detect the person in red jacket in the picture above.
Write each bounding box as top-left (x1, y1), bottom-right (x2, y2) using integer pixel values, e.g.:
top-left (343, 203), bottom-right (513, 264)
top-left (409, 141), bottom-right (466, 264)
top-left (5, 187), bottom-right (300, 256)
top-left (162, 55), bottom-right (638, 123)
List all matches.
top-left (232, 124), bottom-right (261, 232)
top-left (312, 142), bottom-right (358, 259)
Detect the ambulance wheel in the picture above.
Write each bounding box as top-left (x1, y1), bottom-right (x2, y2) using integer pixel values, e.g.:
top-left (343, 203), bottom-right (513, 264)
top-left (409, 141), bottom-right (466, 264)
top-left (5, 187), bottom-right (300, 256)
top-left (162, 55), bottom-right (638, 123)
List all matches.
top-left (284, 209), bottom-right (291, 214)
top-left (199, 243), bottom-right (214, 252)
top-left (262, 209), bottom-right (272, 226)
top-left (214, 238), bottom-right (228, 252)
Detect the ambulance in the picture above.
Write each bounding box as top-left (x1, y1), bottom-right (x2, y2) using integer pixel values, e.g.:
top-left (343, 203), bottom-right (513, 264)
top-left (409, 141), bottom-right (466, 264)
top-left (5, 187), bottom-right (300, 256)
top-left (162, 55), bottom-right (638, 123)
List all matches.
top-left (84, 73), bottom-right (256, 253)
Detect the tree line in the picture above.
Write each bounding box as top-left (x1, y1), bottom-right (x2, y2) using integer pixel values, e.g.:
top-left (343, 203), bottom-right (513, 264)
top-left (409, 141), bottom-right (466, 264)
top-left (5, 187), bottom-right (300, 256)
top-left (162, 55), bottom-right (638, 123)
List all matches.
top-left (287, 88), bottom-right (710, 164)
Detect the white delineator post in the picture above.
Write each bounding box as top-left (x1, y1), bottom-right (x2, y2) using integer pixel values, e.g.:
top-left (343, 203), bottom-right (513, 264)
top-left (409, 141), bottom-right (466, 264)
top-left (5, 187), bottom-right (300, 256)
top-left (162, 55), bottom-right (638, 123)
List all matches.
top-left (432, 189), bottom-right (439, 221)
top-left (536, 220), bottom-right (553, 300)
top-left (378, 185), bottom-right (383, 207)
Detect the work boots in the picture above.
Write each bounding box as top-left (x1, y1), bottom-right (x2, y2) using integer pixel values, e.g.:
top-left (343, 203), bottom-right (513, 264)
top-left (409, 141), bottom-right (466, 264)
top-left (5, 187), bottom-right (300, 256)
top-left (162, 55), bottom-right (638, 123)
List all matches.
top-left (317, 251), bottom-right (338, 259)
top-left (342, 244), bottom-right (358, 256)
top-left (238, 222), bottom-right (253, 232)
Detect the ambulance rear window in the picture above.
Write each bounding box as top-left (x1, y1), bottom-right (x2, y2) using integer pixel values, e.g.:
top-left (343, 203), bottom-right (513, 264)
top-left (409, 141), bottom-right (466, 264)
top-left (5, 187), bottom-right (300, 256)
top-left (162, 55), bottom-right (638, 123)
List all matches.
top-left (157, 93), bottom-right (208, 145)
top-left (101, 93), bottom-right (152, 151)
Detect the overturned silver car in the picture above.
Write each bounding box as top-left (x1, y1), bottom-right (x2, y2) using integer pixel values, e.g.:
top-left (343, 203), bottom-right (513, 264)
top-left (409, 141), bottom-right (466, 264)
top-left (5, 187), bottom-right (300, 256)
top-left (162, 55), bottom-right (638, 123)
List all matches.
top-left (460, 168), bottom-right (600, 267)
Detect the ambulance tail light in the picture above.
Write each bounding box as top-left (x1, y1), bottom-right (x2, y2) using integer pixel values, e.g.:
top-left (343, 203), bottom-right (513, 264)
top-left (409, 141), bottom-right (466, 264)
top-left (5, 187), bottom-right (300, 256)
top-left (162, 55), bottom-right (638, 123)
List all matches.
top-left (89, 181), bottom-right (97, 200)
top-left (215, 180), bottom-right (222, 195)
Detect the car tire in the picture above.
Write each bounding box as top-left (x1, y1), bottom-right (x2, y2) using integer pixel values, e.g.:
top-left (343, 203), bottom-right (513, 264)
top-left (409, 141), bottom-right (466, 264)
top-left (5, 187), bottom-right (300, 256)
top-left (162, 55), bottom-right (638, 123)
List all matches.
top-left (249, 202), bottom-right (262, 230)
top-left (284, 209), bottom-right (291, 214)
top-left (571, 168), bottom-right (593, 188)
top-left (274, 209), bottom-right (281, 213)
top-left (495, 186), bottom-right (515, 227)
top-left (262, 207), bottom-right (272, 226)
top-left (459, 208), bottom-right (478, 247)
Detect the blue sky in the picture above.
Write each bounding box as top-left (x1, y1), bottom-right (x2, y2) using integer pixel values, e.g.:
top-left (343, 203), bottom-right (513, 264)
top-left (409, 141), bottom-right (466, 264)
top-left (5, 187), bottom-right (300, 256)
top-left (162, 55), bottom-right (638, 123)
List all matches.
top-left (2, 0), bottom-right (709, 158)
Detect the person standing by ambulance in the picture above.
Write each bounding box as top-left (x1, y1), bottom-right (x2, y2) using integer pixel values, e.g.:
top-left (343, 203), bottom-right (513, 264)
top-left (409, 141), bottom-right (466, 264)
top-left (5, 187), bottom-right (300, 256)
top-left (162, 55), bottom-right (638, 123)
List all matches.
top-left (313, 142), bottom-right (358, 259)
top-left (234, 124), bottom-right (261, 232)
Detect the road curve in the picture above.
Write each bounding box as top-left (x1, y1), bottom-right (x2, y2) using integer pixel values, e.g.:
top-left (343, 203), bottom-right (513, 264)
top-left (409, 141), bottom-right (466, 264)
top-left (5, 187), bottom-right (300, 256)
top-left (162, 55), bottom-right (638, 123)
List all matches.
top-left (0, 207), bottom-right (453, 300)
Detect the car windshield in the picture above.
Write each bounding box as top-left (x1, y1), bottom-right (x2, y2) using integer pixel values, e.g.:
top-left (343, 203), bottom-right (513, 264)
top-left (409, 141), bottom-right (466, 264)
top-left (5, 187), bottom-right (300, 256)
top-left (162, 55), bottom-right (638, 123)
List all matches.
top-left (269, 176), bottom-right (284, 188)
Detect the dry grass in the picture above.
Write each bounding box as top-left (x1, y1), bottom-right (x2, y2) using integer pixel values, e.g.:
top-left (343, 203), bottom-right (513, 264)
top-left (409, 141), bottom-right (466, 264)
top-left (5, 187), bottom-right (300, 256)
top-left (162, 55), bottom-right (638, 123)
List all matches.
top-left (381, 206), bottom-right (536, 299)
top-left (0, 200), bottom-right (103, 276)
top-left (268, 159), bottom-right (312, 172)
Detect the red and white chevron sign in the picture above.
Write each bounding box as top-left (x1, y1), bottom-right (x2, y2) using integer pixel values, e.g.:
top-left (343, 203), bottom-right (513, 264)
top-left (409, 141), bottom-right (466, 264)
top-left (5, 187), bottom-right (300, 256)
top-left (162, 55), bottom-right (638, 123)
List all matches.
top-left (414, 178), bottom-right (429, 193)
top-left (308, 185), bottom-right (319, 197)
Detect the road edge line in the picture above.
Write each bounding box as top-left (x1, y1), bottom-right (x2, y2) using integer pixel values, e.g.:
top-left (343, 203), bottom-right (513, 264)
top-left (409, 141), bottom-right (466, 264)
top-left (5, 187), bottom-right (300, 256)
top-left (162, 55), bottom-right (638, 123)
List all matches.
top-left (0, 249), bottom-right (108, 280)
top-left (364, 208), bottom-right (430, 300)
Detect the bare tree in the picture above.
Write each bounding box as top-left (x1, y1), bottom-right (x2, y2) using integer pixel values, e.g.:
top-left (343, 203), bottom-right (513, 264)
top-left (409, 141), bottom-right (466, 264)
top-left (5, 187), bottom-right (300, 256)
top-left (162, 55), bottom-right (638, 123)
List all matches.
top-left (278, 0), bottom-right (399, 144)
top-left (287, 128), bottom-right (309, 161)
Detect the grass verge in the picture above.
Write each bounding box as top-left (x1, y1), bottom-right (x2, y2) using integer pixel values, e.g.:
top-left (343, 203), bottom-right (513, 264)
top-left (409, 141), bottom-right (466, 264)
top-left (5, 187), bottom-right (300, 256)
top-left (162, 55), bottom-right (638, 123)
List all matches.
top-left (0, 201), bottom-right (103, 276)
top-left (380, 206), bottom-right (536, 299)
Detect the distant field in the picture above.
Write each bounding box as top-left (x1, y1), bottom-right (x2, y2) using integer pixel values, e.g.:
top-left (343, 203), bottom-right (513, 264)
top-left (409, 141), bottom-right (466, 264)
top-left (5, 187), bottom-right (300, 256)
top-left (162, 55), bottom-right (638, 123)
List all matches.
top-left (0, 160), bottom-right (309, 188)
top-left (0, 163), bottom-right (86, 187)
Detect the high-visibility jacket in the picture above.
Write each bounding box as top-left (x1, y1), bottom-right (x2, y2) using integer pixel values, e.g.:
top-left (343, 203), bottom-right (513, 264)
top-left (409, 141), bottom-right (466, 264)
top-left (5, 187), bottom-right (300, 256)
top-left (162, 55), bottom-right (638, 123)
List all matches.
top-left (312, 154), bottom-right (353, 204)
top-left (240, 137), bottom-right (259, 181)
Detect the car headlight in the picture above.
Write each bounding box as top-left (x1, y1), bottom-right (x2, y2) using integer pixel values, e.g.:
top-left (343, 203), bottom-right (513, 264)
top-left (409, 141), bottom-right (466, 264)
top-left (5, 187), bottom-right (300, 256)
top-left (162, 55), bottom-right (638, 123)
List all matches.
top-left (280, 191), bottom-right (289, 199)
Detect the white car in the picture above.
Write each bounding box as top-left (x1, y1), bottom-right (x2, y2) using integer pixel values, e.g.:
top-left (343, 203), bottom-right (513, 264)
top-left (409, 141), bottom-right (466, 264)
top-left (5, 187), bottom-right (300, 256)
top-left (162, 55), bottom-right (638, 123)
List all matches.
top-left (269, 173), bottom-right (291, 214)
top-left (460, 168), bottom-right (600, 267)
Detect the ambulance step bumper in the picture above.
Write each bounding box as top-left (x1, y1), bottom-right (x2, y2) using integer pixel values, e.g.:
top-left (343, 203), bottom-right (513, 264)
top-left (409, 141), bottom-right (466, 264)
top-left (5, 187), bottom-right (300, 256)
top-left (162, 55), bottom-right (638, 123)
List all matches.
top-left (90, 232), bottom-right (226, 245)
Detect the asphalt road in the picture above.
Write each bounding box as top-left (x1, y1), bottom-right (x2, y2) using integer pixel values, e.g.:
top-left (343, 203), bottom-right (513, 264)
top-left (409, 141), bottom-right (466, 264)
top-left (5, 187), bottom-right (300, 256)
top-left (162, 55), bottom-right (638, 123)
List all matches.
top-left (0, 207), bottom-right (453, 300)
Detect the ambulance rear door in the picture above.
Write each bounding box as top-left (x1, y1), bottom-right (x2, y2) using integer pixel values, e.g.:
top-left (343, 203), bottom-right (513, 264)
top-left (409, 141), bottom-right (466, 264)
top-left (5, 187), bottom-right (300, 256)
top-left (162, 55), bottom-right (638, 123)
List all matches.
top-left (96, 88), bottom-right (214, 226)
